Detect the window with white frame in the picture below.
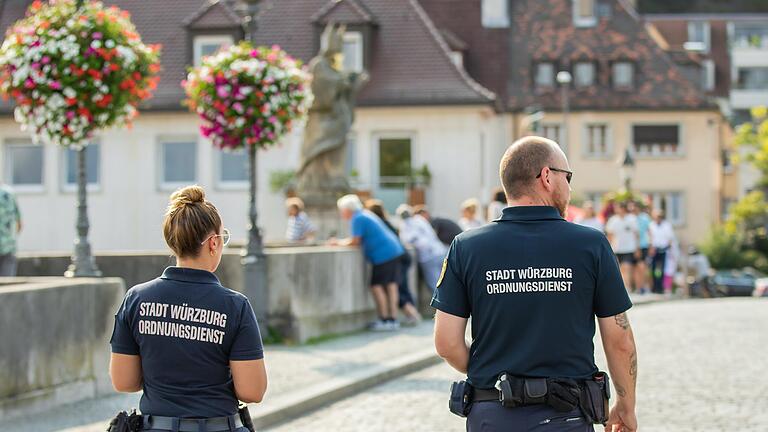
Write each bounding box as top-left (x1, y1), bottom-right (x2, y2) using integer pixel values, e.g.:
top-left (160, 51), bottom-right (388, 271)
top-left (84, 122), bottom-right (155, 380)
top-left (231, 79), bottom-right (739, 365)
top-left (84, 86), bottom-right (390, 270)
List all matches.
top-left (633, 125), bottom-right (680, 157)
top-left (573, 0), bottom-right (596, 27)
top-left (193, 35), bottom-right (234, 66)
top-left (686, 21), bottom-right (710, 52)
top-left (647, 192), bottom-right (685, 226)
top-left (535, 62), bottom-right (555, 87)
top-left (342, 31), bottom-right (364, 73)
top-left (159, 138), bottom-right (197, 189)
top-left (613, 62), bottom-right (634, 88)
top-left (574, 62), bottom-right (595, 87)
top-left (702, 59), bottom-right (715, 91)
top-left (63, 143), bottom-right (100, 190)
top-left (481, 0), bottom-right (509, 28)
top-left (4, 139), bottom-right (44, 191)
top-left (541, 123), bottom-right (562, 144)
top-left (217, 148), bottom-right (248, 188)
top-left (584, 124), bottom-right (610, 157)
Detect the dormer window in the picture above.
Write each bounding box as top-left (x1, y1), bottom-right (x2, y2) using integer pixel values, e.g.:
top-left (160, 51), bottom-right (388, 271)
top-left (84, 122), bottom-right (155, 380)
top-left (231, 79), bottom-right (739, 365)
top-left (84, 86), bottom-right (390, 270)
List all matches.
top-left (193, 35), bottom-right (234, 66)
top-left (613, 62), bottom-right (634, 89)
top-left (342, 31), bottom-right (364, 73)
top-left (535, 62), bottom-right (555, 88)
top-left (574, 62), bottom-right (595, 87)
top-left (686, 21), bottom-right (710, 53)
top-left (482, 0), bottom-right (509, 28)
top-left (573, 0), bottom-right (597, 28)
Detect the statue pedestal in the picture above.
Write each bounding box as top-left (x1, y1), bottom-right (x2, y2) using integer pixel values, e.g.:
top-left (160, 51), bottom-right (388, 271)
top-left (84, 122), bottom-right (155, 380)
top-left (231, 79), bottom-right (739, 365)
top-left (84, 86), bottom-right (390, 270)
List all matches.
top-left (296, 178), bottom-right (351, 240)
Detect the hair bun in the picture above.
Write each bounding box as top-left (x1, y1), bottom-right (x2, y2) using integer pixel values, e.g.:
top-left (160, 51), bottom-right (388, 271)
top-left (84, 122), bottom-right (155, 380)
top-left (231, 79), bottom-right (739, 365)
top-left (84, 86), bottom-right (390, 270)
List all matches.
top-left (170, 185), bottom-right (205, 207)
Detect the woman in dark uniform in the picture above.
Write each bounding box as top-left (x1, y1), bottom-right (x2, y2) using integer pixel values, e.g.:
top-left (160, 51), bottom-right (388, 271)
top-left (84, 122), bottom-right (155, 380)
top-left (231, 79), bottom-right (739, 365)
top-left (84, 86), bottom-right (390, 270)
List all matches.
top-left (110, 185), bottom-right (266, 432)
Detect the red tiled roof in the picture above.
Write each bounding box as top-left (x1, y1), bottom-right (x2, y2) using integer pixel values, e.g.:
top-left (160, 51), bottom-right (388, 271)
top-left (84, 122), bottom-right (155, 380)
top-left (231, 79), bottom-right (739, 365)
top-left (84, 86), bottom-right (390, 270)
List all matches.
top-left (0, 0), bottom-right (493, 112)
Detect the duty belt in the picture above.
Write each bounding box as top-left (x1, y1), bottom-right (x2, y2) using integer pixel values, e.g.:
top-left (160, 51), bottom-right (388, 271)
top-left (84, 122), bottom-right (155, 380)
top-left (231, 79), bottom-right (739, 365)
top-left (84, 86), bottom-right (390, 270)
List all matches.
top-left (141, 414), bottom-right (243, 432)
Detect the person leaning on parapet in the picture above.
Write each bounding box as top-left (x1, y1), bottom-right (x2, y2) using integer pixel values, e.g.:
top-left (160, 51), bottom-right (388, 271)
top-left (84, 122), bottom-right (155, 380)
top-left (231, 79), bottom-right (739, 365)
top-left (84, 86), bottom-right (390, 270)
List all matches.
top-left (109, 185), bottom-right (266, 432)
top-left (365, 199), bottom-right (422, 326)
top-left (458, 198), bottom-right (483, 231)
top-left (432, 136), bottom-right (638, 432)
top-left (0, 183), bottom-right (22, 277)
top-left (396, 203), bottom-right (447, 293)
top-left (285, 197), bottom-right (316, 244)
top-left (329, 194), bottom-right (405, 331)
top-left (414, 205), bottom-right (462, 247)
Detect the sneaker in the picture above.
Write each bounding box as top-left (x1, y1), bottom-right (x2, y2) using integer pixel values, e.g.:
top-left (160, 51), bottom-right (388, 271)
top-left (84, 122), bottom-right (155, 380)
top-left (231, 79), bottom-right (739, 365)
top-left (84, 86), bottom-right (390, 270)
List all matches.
top-left (368, 320), bottom-right (390, 332)
top-left (387, 320), bottom-right (401, 331)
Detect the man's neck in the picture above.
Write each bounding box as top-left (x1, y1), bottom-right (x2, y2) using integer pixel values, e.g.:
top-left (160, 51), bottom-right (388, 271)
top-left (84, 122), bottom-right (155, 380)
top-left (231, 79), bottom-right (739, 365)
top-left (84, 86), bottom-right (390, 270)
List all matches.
top-left (508, 195), bottom-right (553, 208)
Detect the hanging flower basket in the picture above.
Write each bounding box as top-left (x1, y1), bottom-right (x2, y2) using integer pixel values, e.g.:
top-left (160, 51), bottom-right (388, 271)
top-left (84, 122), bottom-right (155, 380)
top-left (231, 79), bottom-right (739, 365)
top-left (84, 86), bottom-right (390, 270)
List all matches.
top-left (0, 0), bottom-right (161, 148)
top-left (183, 41), bottom-right (311, 150)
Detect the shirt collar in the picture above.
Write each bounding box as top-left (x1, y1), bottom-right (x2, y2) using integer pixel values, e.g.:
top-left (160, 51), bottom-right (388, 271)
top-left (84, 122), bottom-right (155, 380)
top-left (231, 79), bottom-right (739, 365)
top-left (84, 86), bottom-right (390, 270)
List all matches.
top-left (161, 266), bottom-right (221, 285)
top-left (497, 206), bottom-right (565, 222)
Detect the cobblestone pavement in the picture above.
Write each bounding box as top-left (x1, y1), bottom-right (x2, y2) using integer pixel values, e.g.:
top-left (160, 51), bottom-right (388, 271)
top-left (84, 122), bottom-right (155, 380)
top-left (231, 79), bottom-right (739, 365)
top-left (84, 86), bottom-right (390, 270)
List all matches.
top-left (265, 298), bottom-right (768, 432)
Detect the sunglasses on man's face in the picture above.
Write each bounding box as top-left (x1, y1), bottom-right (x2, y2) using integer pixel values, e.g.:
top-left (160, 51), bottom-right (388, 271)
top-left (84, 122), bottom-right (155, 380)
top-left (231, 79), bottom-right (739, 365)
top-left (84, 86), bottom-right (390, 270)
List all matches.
top-left (536, 167), bottom-right (573, 184)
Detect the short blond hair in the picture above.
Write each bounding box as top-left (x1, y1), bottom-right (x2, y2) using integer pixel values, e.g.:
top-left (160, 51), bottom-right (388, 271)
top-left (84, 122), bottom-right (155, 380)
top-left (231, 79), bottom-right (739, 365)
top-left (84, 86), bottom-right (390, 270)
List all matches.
top-left (285, 197), bottom-right (305, 211)
top-left (337, 194), bottom-right (363, 211)
top-left (461, 198), bottom-right (479, 212)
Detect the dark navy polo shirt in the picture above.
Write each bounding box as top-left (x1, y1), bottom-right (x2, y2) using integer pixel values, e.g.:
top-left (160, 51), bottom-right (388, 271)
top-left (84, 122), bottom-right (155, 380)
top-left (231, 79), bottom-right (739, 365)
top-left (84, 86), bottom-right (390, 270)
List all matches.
top-left (110, 267), bottom-right (264, 418)
top-left (431, 206), bottom-right (631, 389)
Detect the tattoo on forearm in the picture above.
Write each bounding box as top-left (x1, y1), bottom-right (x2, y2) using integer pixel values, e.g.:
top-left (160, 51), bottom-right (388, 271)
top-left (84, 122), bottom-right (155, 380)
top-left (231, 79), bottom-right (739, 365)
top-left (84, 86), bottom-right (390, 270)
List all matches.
top-left (614, 313), bottom-right (630, 330)
top-left (630, 350), bottom-right (638, 383)
top-left (615, 384), bottom-right (627, 398)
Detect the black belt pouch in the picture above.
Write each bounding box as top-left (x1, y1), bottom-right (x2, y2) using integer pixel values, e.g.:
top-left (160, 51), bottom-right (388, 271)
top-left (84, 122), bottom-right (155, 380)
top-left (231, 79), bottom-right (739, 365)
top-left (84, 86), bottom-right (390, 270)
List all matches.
top-left (580, 377), bottom-right (609, 424)
top-left (449, 381), bottom-right (473, 417)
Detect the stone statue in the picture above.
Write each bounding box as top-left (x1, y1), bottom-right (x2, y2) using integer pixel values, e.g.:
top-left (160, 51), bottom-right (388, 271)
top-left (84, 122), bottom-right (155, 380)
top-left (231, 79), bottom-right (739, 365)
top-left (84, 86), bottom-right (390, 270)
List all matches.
top-left (296, 23), bottom-right (368, 206)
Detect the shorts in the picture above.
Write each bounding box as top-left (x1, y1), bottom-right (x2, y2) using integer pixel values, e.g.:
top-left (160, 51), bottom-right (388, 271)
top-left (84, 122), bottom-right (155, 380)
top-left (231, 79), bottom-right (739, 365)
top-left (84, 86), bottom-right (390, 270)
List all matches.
top-left (639, 247), bottom-right (649, 261)
top-left (616, 252), bottom-right (637, 265)
top-left (371, 255), bottom-right (403, 286)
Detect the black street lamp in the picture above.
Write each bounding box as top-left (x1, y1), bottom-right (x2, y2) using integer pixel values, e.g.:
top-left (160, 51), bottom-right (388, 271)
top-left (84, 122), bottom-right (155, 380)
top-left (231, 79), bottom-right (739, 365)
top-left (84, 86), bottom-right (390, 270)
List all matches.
top-left (235, 0), bottom-right (268, 327)
top-left (65, 0), bottom-right (101, 277)
top-left (619, 148), bottom-right (636, 192)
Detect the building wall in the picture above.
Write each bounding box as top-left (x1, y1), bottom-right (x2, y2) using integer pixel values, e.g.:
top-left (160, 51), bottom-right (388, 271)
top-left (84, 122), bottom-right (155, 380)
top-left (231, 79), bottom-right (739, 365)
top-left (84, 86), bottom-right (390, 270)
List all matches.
top-left (516, 110), bottom-right (726, 244)
top-left (2, 105), bottom-right (506, 253)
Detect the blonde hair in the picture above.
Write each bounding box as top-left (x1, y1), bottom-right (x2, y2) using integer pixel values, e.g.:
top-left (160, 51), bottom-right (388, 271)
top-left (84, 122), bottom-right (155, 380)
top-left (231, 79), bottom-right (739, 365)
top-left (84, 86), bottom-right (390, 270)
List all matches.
top-left (285, 197), bottom-right (305, 211)
top-left (461, 198), bottom-right (479, 212)
top-left (163, 185), bottom-right (222, 258)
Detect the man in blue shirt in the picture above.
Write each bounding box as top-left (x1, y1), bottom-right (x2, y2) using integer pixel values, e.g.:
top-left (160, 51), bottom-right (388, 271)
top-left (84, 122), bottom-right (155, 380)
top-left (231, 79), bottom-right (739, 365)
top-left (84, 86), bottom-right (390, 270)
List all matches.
top-left (433, 137), bottom-right (638, 431)
top-left (330, 194), bottom-right (405, 331)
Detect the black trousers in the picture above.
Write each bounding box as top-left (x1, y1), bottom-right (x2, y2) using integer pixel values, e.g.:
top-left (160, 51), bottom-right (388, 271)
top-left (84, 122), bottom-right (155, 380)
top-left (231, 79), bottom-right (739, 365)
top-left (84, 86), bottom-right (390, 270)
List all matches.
top-left (650, 249), bottom-right (667, 294)
top-left (467, 402), bottom-right (592, 432)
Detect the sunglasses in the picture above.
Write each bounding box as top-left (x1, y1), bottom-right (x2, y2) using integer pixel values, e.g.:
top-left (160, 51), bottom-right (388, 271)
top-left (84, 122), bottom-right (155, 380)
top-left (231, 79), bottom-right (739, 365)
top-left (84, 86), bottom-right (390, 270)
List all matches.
top-left (200, 228), bottom-right (231, 246)
top-left (536, 167), bottom-right (573, 184)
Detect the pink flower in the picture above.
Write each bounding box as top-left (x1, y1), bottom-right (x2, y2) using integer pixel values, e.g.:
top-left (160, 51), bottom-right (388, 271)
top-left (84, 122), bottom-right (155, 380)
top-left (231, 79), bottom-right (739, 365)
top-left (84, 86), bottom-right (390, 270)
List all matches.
top-left (31, 62), bottom-right (41, 69)
top-left (233, 102), bottom-right (243, 113)
top-left (92, 32), bottom-right (103, 39)
top-left (24, 79), bottom-right (35, 89)
top-left (41, 56), bottom-right (51, 64)
top-left (66, 111), bottom-right (75, 120)
top-left (216, 86), bottom-right (229, 98)
top-left (50, 81), bottom-right (62, 90)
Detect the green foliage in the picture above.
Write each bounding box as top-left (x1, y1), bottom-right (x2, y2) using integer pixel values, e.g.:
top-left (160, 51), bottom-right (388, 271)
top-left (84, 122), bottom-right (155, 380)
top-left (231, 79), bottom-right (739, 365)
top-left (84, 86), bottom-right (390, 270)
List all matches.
top-left (269, 170), bottom-right (295, 194)
top-left (703, 106), bottom-right (768, 271)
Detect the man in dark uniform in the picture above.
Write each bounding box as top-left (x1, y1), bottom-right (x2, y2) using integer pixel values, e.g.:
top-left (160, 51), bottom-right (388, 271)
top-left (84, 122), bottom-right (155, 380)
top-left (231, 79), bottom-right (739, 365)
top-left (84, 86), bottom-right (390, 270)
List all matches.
top-left (432, 136), bottom-right (638, 431)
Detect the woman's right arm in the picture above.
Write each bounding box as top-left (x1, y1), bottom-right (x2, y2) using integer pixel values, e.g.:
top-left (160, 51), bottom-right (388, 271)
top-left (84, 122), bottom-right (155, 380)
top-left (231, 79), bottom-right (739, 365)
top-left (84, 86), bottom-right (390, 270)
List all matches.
top-left (230, 359), bottom-right (268, 403)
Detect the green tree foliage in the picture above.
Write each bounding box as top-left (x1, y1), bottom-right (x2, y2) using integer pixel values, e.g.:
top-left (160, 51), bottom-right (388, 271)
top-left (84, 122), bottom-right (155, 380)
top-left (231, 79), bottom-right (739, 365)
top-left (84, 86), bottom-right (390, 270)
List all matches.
top-left (704, 106), bottom-right (768, 271)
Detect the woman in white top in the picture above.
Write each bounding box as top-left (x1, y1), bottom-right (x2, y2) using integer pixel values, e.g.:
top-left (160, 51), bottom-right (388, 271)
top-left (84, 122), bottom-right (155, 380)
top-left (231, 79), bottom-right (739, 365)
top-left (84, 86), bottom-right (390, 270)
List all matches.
top-left (396, 204), bottom-right (447, 292)
top-left (458, 198), bottom-right (483, 231)
top-left (605, 202), bottom-right (639, 291)
top-left (648, 210), bottom-right (676, 294)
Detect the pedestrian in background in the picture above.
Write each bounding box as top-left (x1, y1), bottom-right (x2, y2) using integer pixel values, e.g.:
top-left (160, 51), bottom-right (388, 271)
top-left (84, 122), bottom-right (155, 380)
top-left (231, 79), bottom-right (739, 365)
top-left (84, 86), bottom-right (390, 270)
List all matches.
top-left (110, 185), bottom-right (265, 431)
top-left (330, 194), bottom-right (404, 331)
top-left (458, 198), bottom-right (483, 231)
top-left (574, 200), bottom-right (604, 232)
top-left (396, 204), bottom-right (447, 293)
top-left (649, 210), bottom-right (676, 294)
top-left (606, 202), bottom-right (639, 292)
top-left (285, 197), bottom-right (316, 243)
top-left (0, 183), bottom-right (21, 277)
top-left (486, 188), bottom-right (506, 222)
top-left (414, 205), bottom-right (462, 246)
top-left (630, 200), bottom-right (653, 294)
top-left (366, 199), bottom-right (422, 326)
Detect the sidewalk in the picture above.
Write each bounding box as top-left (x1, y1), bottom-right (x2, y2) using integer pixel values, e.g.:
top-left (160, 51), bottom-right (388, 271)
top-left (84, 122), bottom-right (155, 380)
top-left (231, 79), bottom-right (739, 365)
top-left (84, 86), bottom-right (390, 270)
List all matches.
top-left (0, 292), bottom-right (664, 432)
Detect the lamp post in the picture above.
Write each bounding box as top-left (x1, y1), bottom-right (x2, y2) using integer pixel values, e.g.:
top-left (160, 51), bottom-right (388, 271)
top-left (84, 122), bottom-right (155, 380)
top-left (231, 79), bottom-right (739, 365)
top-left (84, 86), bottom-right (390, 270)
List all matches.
top-left (235, 0), bottom-right (268, 327)
top-left (556, 70), bottom-right (571, 154)
top-left (65, 0), bottom-right (101, 277)
top-left (619, 148), bottom-right (635, 192)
